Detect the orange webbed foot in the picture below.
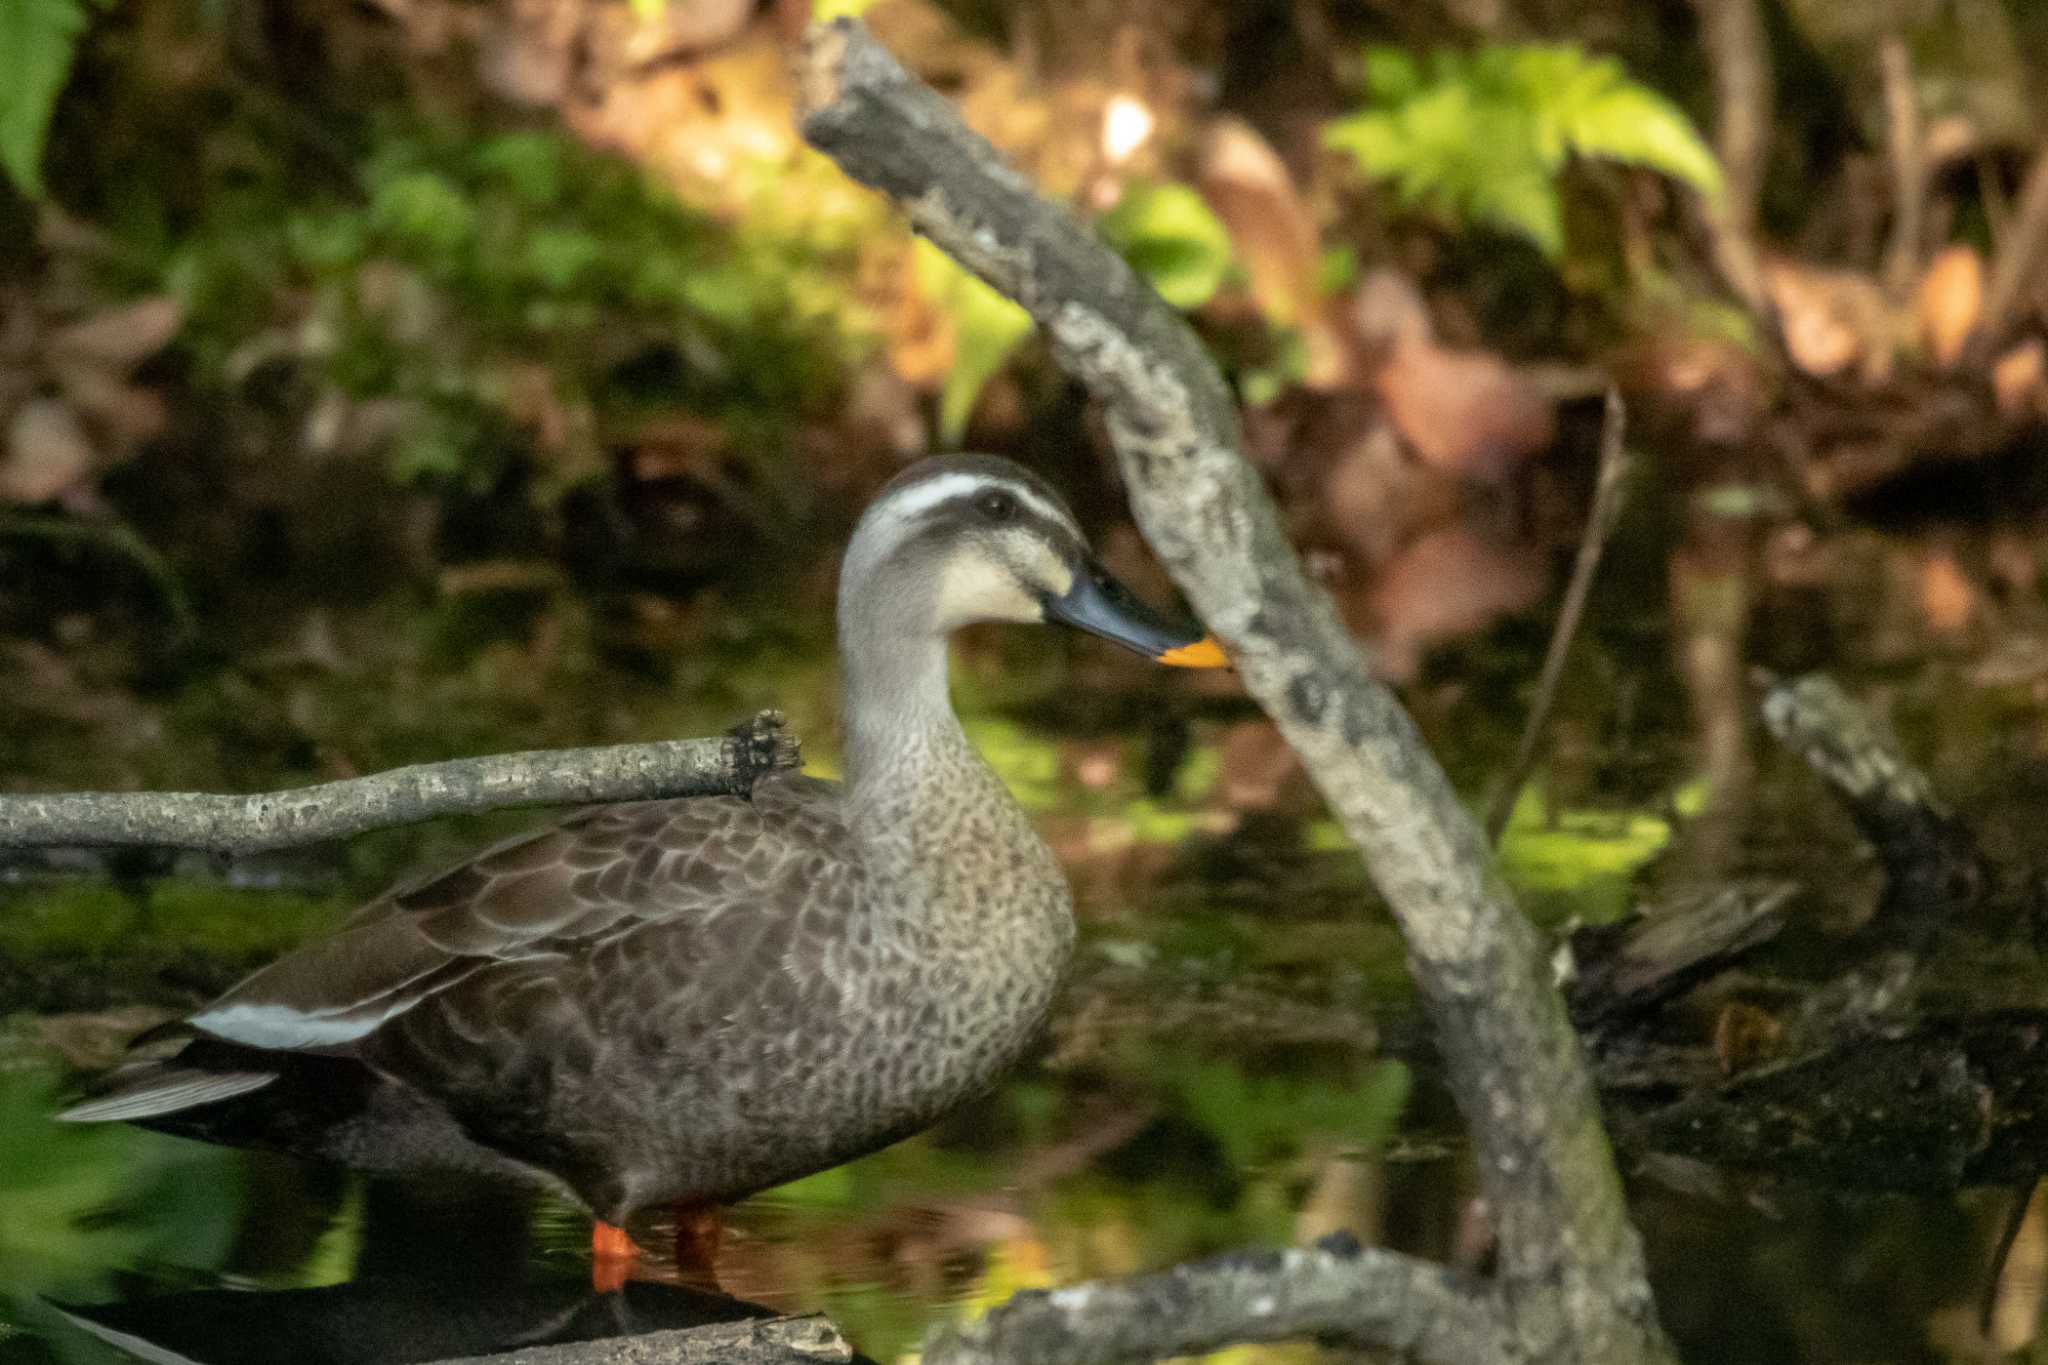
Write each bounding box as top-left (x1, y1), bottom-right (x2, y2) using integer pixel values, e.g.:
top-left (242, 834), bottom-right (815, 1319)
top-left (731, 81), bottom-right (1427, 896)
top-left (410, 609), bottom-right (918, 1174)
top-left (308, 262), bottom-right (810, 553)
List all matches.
top-left (591, 1219), bottom-right (642, 1293)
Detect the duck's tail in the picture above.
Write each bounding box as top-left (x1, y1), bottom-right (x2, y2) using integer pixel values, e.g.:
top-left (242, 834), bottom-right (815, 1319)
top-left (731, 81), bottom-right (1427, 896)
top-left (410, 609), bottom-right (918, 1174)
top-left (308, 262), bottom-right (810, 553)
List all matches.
top-left (56, 1062), bottom-right (278, 1123)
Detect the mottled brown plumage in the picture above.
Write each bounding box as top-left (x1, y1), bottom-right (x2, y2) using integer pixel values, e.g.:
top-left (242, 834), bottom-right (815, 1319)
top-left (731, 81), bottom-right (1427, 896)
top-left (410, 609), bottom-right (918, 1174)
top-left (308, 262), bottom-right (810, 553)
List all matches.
top-left (61, 455), bottom-right (1219, 1229)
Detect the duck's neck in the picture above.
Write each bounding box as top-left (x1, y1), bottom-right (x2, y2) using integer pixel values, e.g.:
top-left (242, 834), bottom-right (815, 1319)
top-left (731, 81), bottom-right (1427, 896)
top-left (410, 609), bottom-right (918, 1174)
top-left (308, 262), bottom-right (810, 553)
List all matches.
top-left (839, 591), bottom-right (979, 812)
top-left (835, 592), bottom-right (1063, 933)
top-left (841, 628), bottom-right (961, 792)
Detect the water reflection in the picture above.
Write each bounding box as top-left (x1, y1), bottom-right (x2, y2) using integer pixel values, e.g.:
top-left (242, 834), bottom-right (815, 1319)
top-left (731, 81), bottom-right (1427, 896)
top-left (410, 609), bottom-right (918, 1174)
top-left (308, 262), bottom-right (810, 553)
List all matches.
top-left (45, 1271), bottom-right (801, 1365)
top-left (0, 991), bottom-right (2039, 1364)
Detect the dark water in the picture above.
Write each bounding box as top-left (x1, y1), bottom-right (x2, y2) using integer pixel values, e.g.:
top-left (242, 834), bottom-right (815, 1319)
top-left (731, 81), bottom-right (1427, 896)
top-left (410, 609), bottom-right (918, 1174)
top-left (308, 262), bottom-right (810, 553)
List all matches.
top-left (7, 531), bottom-right (2048, 1364)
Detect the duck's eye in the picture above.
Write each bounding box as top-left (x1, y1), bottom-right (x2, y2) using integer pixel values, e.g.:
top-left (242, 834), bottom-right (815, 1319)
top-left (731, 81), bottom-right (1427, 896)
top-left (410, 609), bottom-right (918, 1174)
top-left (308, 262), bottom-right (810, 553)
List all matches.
top-left (976, 489), bottom-right (1019, 522)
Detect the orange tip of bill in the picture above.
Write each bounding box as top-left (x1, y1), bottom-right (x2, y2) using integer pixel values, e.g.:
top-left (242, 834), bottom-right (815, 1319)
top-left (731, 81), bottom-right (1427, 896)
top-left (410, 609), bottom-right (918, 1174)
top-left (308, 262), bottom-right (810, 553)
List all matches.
top-left (1158, 636), bottom-right (1230, 669)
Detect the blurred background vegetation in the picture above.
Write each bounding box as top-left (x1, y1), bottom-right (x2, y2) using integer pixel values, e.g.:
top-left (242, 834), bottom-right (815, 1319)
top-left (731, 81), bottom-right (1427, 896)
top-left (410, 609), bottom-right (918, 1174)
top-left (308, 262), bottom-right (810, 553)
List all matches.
top-left (5, 0), bottom-right (2048, 1361)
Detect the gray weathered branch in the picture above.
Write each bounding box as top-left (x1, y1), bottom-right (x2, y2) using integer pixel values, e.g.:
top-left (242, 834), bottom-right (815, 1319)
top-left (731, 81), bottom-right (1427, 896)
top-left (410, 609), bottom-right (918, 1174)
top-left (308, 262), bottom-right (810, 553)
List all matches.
top-left (0, 713), bottom-right (798, 858)
top-left (800, 19), bottom-right (1672, 1365)
top-left (921, 1238), bottom-right (1507, 1365)
top-left (1760, 674), bottom-right (1983, 921)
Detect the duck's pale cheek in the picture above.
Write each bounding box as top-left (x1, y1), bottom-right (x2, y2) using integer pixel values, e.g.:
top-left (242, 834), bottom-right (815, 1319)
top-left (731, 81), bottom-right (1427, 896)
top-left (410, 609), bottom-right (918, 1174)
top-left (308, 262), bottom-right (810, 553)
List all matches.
top-left (935, 556), bottom-right (1042, 627)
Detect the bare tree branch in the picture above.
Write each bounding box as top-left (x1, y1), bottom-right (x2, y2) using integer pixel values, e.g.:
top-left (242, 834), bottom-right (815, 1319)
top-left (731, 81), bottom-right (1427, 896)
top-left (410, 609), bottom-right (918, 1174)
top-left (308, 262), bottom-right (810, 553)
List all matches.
top-left (922, 1238), bottom-right (1508, 1365)
top-left (0, 713), bottom-right (798, 858)
top-left (799, 19), bottom-right (1672, 1365)
top-left (1485, 388), bottom-right (1632, 845)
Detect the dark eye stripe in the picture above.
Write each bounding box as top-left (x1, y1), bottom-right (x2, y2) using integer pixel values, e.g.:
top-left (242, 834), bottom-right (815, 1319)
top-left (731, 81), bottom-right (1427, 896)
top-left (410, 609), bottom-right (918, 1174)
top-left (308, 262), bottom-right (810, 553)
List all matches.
top-left (909, 494), bottom-right (1083, 564)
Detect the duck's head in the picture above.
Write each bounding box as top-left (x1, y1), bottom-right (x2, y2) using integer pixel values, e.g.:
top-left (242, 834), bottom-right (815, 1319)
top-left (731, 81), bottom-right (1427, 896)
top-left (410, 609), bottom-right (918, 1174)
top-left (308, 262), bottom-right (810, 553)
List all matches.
top-left (841, 455), bottom-right (1226, 668)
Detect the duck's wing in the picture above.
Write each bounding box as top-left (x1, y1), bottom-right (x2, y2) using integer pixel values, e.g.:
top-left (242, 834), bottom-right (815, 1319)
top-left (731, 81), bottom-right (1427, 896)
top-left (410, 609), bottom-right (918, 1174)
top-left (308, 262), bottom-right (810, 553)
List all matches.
top-left (58, 775), bottom-right (852, 1127)
top-left (184, 774), bottom-right (850, 1052)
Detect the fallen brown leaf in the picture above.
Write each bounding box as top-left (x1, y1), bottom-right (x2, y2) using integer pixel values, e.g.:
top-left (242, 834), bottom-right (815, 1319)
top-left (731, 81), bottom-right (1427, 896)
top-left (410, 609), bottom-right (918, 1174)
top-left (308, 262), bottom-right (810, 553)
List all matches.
top-left (1, 397), bottom-right (97, 503)
top-left (49, 295), bottom-right (185, 370)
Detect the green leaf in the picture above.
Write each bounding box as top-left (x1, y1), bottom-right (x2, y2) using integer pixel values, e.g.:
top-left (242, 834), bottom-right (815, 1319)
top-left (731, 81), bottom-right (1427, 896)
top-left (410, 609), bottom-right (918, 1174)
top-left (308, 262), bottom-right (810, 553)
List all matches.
top-left (1564, 80), bottom-right (1724, 196)
top-left (628, 0), bottom-right (663, 22)
top-left (1474, 163), bottom-right (1565, 259)
top-left (914, 238), bottom-right (1033, 444)
top-left (1317, 244), bottom-right (1360, 294)
top-left (1320, 110), bottom-right (1403, 169)
top-left (1323, 40), bottom-right (1722, 260)
top-left (286, 211), bottom-right (369, 271)
top-left (474, 132), bottom-right (566, 206)
top-left (0, 0), bottom-right (94, 200)
top-left (368, 171), bottom-right (477, 256)
top-left (522, 226), bottom-right (603, 291)
top-left (1361, 46), bottom-right (1422, 102)
top-left (1097, 181), bottom-right (1235, 310)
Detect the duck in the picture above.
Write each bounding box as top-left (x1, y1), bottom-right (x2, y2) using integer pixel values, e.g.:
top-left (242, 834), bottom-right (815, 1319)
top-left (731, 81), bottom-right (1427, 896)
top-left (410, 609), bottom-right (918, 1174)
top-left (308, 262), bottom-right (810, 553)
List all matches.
top-left (59, 453), bottom-right (1227, 1284)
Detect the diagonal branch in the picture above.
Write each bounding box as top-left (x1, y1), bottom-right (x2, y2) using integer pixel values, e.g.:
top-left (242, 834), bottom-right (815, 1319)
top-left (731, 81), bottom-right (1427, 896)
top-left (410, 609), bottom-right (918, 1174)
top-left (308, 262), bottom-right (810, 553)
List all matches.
top-left (800, 19), bottom-right (1672, 1365)
top-left (922, 1238), bottom-right (1508, 1365)
top-left (0, 713), bottom-right (798, 858)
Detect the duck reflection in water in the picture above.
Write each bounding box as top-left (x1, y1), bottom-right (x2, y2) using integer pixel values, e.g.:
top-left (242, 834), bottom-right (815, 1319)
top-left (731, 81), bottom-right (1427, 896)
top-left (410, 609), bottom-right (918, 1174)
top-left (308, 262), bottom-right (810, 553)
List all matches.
top-left (52, 1259), bottom-right (869, 1365)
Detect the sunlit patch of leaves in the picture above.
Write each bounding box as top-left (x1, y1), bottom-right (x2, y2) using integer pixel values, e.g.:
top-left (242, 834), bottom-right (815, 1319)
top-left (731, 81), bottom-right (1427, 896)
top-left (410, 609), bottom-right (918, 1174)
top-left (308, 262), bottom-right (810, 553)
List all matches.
top-left (1161, 1056), bottom-right (1411, 1172)
top-left (0, 0), bottom-right (108, 200)
top-left (162, 125), bottom-right (878, 495)
top-left (1496, 782), bottom-right (1677, 923)
top-left (1324, 43), bottom-right (1723, 260)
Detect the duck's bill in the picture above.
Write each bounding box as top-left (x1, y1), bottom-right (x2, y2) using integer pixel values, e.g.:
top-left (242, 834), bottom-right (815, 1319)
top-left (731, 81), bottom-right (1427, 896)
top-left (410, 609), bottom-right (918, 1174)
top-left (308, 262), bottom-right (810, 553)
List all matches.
top-left (1045, 560), bottom-right (1230, 668)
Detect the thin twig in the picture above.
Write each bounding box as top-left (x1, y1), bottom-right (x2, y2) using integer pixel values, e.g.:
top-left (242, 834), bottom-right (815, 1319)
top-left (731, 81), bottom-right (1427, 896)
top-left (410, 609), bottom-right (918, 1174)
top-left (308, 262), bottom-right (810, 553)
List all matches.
top-left (0, 511), bottom-right (196, 638)
top-left (1485, 388), bottom-right (1632, 844)
top-left (0, 713), bottom-right (798, 857)
top-left (1878, 34), bottom-right (1926, 300)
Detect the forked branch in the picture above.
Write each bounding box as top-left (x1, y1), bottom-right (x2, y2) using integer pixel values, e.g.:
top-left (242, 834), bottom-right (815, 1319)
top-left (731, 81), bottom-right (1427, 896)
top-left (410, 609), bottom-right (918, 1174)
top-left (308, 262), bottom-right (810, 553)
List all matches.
top-left (800, 18), bottom-right (1672, 1365)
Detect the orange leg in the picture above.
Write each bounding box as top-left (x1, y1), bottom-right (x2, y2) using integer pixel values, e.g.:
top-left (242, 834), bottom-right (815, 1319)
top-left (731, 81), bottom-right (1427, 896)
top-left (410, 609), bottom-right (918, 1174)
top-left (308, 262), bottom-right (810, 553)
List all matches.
top-left (590, 1219), bottom-right (642, 1294)
top-left (671, 1202), bottom-right (724, 1286)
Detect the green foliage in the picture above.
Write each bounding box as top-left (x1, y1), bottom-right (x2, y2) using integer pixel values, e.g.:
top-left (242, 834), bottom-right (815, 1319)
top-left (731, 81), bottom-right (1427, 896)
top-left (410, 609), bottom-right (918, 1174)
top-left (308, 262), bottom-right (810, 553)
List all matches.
top-left (914, 239), bottom-right (1035, 446)
top-left (0, 0), bottom-right (101, 200)
top-left (1161, 1057), bottom-right (1411, 1170)
top-left (0, 879), bottom-right (344, 966)
top-left (0, 1066), bottom-right (244, 1303)
top-left (1096, 181), bottom-right (1235, 311)
top-left (1324, 43), bottom-right (1722, 260)
top-left (162, 124), bottom-right (877, 493)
